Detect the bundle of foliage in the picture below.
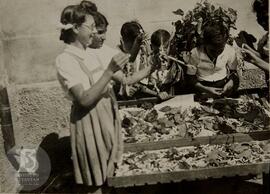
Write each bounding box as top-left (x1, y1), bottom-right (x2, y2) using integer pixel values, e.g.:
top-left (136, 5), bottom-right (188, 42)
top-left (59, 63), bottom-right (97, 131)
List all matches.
top-left (170, 0), bottom-right (237, 60)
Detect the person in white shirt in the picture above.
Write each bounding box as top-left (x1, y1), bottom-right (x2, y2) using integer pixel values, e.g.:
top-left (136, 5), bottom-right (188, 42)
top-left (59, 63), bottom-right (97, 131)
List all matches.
top-left (55, 3), bottom-right (129, 192)
top-left (186, 23), bottom-right (239, 97)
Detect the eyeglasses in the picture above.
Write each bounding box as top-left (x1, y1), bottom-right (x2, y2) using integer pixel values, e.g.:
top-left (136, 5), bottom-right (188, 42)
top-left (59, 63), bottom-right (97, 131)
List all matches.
top-left (81, 23), bottom-right (96, 32)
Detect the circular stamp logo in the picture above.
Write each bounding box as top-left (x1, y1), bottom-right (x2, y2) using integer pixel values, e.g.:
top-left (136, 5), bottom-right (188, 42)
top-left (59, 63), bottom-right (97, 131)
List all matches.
top-left (7, 146), bottom-right (51, 192)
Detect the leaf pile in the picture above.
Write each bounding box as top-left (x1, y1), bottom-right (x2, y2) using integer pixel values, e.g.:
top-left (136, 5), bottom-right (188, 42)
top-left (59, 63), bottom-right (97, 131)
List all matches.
top-left (120, 95), bottom-right (270, 143)
top-left (115, 141), bottom-right (270, 176)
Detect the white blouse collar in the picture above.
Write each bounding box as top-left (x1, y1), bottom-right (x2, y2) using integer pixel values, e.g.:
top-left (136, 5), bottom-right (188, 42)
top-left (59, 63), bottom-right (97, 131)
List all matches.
top-left (64, 44), bottom-right (86, 60)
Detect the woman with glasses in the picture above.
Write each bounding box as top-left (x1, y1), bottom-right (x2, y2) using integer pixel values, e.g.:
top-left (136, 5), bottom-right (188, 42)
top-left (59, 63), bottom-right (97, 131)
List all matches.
top-left (55, 3), bottom-right (129, 193)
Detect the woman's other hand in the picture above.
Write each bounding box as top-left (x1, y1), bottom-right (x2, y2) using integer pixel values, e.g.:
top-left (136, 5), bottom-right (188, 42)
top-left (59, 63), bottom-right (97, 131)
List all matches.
top-left (127, 85), bottom-right (139, 97)
top-left (242, 43), bottom-right (260, 63)
top-left (107, 52), bottom-right (130, 73)
top-left (134, 31), bottom-right (148, 46)
top-left (206, 87), bottom-right (223, 97)
top-left (158, 91), bottom-right (172, 100)
top-left (242, 43), bottom-right (260, 57)
top-left (222, 79), bottom-right (234, 96)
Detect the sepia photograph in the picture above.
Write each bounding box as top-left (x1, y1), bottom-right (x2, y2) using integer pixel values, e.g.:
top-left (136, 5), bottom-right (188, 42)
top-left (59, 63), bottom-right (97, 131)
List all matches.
top-left (0, 0), bottom-right (269, 193)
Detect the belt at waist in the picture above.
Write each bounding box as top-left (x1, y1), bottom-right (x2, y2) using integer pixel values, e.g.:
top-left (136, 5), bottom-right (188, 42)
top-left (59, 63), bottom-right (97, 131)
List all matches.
top-left (199, 77), bottom-right (228, 88)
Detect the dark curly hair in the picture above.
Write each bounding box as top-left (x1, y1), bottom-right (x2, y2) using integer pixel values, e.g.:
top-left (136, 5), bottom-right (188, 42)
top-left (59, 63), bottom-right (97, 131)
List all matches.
top-left (151, 29), bottom-right (171, 48)
top-left (203, 22), bottom-right (229, 46)
top-left (80, 0), bottom-right (97, 12)
top-left (59, 4), bottom-right (95, 44)
top-left (80, 0), bottom-right (108, 28)
top-left (253, 0), bottom-right (268, 30)
top-left (120, 21), bottom-right (144, 43)
top-left (253, 0), bottom-right (268, 13)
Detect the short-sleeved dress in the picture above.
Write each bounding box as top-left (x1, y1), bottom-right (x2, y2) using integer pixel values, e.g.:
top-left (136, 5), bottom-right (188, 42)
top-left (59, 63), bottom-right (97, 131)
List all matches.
top-left (56, 45), bottom-right (123, 186)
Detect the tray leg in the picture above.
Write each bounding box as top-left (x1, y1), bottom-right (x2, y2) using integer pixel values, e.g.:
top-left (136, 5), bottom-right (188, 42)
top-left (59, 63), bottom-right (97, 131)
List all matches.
top-left (263, 173), bottom-right (270, 194)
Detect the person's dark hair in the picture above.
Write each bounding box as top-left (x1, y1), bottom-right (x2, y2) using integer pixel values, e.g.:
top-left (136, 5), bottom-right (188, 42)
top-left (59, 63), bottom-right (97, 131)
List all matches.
top-left (59, 4), bottom-right (95, 44)
top-left (94, 12), bottom-right (108, 28)
top-left (80, 0), bottom-right (97, 12)
top-left (120, 21), bottom-right (144, 43)
top-left (79, 0), bottom-right (108, 28)
top-left (151, 29), bottom-right (171, 47)
top-left (203, 23), bottom-right (229, 46)
top-left (253, 0), bottom-right (268, 30)
top-left (253, 0), bottom-right (268, 13)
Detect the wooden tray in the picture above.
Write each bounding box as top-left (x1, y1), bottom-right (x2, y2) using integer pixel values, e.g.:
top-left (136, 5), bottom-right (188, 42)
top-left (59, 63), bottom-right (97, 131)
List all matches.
top-left (108, 163), bottom-right (269, 188)
top-left (110, 88), bottom-right (270, 190)
top-left (117, 87), bottom-right (269, 107)
top-left (108, 130), bottom-right (270, 188)
top-left (124, 130), bottom-right (270, 152)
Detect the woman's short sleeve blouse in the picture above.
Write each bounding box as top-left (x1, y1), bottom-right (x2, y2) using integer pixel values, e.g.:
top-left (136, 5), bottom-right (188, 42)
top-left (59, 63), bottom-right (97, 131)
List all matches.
top-left (55, 45), bottom-right (90, 100)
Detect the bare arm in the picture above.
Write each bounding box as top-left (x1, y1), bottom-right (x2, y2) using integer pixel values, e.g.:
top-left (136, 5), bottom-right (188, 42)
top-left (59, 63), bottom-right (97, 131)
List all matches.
top-left (242, 43), bottom-right (261, 57)
top-left (129, 42), bottom-right (141, 63)
top-left (129, 32), bottom-right (146, 62)
top-left (70, 70), bottom-right (113, 109)
top-left (70, 53), bottom-right (130, 108)
top-left (242, 48), bottom-right (269, 72)
top-left (252, 56), bottom-right (269, 72)
top-left (140, 86), bottom-right (171, 100)
top-left (112, 66), bottom-right (152, 84)
top-left (141, 85), bottom-right (158, 96)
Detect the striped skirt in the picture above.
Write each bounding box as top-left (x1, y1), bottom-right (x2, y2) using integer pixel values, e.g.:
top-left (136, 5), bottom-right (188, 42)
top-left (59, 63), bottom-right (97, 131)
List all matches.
top-left (70, 95), bottom-right (123, 186)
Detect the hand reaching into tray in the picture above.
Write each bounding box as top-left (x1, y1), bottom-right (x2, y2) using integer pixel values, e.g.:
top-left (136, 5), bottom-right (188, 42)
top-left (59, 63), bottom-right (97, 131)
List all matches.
top-left (158, 91), bottom-right (173, 101)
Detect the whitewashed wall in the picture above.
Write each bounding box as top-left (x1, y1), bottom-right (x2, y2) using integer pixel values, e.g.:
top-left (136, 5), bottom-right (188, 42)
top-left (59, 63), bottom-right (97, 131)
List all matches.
top-left (0, 0), bottom-right (265, 84)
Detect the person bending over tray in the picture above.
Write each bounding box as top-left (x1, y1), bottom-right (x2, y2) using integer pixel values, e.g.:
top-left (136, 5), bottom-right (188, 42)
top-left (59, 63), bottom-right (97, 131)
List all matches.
top-left (186, 22), bottom-right (239, 98)
top-left (242, 0), bottom-right (269, 88)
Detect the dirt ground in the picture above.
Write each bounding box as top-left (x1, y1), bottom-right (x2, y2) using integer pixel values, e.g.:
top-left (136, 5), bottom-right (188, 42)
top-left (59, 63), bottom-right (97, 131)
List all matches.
top-left (0, 68), bottom-right (269, 193)
top-left (115, 178), bottom-right (264, 194)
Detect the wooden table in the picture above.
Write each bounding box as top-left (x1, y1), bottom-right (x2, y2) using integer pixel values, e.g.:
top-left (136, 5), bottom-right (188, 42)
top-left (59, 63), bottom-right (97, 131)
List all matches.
top-left (110, 88), bottom-right (270, 194)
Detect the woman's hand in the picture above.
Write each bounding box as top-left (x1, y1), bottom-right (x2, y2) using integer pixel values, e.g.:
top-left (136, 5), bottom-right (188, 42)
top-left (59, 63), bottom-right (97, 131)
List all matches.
top-left (127, 85), bottom-right (139, 97)
top-left (242, 48), bottom-right (259, 64)
top-left (131, 31), bottom-right (148, 54)
top-left (107, 52), bottom-right (130, 73)
top-left (222, 79), bottom-right (234, 96)
top-left (206, 87), bottom-right (223, 97)
top-left (242, 45), bottom-right (270, 72)
top-left (134, 31), bottom-right (148, 46)
top-left (241, 43), bottom-right (261, 63)
top-left (242, 43), bottom-right (260, 57)
top-left (129, 31), bottom-right (148, 63)
top-left (158, 91), bottom-right (172, 100)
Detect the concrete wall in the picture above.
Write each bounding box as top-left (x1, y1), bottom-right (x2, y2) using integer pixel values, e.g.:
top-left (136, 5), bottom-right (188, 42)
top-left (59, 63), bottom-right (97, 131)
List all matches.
top-left (0, 0), bottom-right (266, 84)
